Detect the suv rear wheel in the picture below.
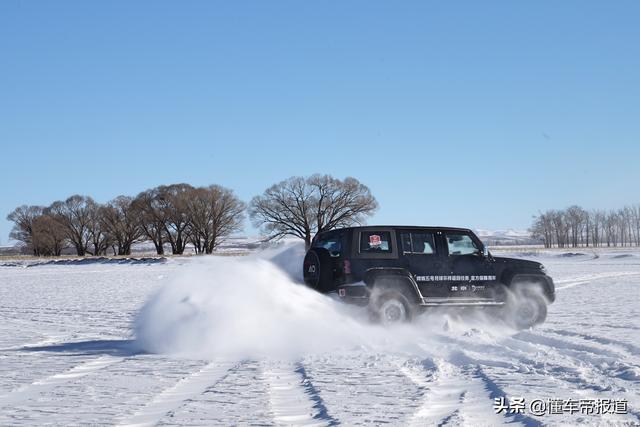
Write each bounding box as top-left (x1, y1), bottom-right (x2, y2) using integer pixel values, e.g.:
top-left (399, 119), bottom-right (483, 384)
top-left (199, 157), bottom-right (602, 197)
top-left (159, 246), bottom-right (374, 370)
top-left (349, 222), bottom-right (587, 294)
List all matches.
top-left (370, 290), bottom-right (414, 325)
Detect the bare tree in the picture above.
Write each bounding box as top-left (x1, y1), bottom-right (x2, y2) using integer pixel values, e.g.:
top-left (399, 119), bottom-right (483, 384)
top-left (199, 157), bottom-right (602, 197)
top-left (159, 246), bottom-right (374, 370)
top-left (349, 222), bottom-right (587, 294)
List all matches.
top-left (32, 214), bottom-right (67, 256)
top-left (549, 210), bottom-right (568, 248)
top-left (101, 196), bottom-right (143, 255)
top-left (632, 206), bottom-right (640, 246)
top-left (133, 184), bottom-right (194, 255)
top-left (566, 205), bottom-right (587, 248)
top-left (86, 200), bottom-right (110, 255)
top-left (187, 185), bottom-right (246, 254)
top-left (158, 184), bottom-right (193, 254)
top-left (6, 205), bottom-right (44, 254)
top-left (49, 195), bottom-right (94, 256)
top-left (250, 174), bottom-right (378, 249)
top-left (529, 212), bottom-right (554, 248)
top-left (604, 211), bottom-right (617, 247)
top-left (617, 208), bottom-right (629, 247)
top-left (250, 176), bottom-right (314, 247)
top-left (589, 210), bottom-right (604, 247)
top-left (133, 188), bottom-right (168, 255)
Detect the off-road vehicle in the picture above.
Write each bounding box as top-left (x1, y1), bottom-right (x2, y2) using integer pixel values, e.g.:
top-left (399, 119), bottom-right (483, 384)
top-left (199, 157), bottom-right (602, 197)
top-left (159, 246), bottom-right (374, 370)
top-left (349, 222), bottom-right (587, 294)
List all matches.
top-left (303, 226), bottom-right (554, 328)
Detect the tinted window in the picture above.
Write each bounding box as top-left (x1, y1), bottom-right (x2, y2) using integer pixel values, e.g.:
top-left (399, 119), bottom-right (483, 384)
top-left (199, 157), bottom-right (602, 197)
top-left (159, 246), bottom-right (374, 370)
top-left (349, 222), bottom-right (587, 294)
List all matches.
top-left (401, 232), bottom-right (435, 254)
top-left (360, 231), bottom-right (392, 253)
top-left (446, 234), bottom-right (479, 256)
top-left (313, 233), bottom-right (343, 257)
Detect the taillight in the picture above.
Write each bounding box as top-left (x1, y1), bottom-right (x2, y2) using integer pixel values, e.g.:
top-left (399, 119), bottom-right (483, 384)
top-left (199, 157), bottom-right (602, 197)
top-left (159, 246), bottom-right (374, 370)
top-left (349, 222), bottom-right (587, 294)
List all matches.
top-left (343, 259), bottom-right (351, 274)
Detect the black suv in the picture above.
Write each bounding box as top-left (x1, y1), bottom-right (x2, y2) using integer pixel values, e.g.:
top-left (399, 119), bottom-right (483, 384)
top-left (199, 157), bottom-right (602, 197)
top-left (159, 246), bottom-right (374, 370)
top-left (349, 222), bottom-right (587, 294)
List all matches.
top-left (303, 226), bottom-right (554, 328)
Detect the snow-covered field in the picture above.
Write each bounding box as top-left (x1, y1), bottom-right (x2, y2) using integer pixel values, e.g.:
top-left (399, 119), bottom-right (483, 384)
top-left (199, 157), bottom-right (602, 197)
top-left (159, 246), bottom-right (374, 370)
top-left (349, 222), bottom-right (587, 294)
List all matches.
top-left (0, 245), bottom-right (639, 426)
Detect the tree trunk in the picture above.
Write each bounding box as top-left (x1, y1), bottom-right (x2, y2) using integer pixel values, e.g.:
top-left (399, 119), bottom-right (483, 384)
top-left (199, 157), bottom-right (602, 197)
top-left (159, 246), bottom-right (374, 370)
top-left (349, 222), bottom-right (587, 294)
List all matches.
top-left (304, 233), bottom-right (312, 251)
top-left (154, 238), bottom-right (164, 255)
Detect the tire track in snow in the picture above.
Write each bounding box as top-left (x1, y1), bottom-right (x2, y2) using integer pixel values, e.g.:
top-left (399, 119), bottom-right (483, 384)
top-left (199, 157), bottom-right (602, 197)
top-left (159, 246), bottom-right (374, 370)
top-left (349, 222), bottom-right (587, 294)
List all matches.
top-left (420, 331), bottom-right (640, 425)
top-left (471, 365), bottom-right (542, 427)
top-left (263, 361), bottom-right (337, 426)
top-left (514, 331), bottom-right (622, 359)
top-left (494, 332), bottom-right (640, 420)
top-left (295, 363), bottom-right (339, 426)
top-left (513, 330), bottom-right (640, 379)
top-left (537, 330), bottom-right (640, 392)
top-left (554, 271), bottom-right (640, 290)
top-left (0, 355), bottom-right (123, 407)
top-left (428, 340), bottom-right (633, 426)
top-left (507, 332), bottom-right (640, 422)
top-left (0, 305), bottom-right (133, 340)
top-left (116, 360), bottom-right (238, 427)
top-left (542, 328), bottom-right (640, 356)
top-left (158, 360), bottom-right (275, 425)
top-left (409, 345), bottom-right (541, 426)
top-left (427, 331), bottom-right (592, 388)
top-left (397, 357), bottom-right (442, 426)
top-left (574, 321), bottom-right (640, 332)
top-left (299, 353), bottom-right (423, 425)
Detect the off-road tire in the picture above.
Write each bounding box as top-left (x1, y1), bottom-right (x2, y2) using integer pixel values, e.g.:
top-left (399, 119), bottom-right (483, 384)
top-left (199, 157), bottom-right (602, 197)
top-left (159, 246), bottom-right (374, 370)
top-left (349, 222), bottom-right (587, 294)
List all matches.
top-left (370, 290), bottom-right (415, 325)
top-left (505, 287), bottom-right (548, 330)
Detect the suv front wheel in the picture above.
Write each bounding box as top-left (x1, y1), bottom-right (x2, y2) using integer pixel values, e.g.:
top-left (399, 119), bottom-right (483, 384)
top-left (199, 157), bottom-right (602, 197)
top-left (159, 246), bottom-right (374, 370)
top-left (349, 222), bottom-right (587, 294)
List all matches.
top-left (505, 286), bottom-right (548, 329)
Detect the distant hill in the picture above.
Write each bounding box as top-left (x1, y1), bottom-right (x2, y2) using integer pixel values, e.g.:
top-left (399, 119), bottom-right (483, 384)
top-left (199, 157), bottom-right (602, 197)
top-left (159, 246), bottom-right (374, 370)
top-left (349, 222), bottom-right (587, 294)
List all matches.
top-left (474, 229), bottom-right (540, 246)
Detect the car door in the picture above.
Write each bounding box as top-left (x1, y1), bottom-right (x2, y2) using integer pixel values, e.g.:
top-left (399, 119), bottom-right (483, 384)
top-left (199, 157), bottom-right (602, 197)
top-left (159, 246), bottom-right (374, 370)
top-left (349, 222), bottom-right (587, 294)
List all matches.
top-left (398, 230), bottom-right (450, 298)
top-left (441, 231), bottom-right (499, 299)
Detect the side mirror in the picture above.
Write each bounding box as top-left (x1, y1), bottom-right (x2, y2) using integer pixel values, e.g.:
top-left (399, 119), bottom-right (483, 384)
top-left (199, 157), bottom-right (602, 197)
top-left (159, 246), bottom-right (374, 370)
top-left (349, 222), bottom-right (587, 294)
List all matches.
top-left (482, 246), bottom-right (490, 258)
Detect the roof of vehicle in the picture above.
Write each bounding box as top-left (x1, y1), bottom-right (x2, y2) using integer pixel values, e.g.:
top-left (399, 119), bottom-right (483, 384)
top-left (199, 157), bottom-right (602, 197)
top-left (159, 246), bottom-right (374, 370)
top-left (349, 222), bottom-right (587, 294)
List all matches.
top-left (319, 225), bottom-right (475, 234)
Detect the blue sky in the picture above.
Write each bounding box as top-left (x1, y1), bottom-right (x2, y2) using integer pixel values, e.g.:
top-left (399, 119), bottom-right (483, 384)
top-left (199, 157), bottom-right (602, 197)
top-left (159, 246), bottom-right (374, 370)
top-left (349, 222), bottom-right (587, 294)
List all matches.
top-left (1, 1), bottom-right (639, 244)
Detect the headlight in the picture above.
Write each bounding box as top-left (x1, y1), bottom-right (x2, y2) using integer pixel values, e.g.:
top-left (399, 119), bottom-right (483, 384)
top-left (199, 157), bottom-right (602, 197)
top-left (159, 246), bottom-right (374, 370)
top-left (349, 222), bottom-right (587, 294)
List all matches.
top-left (539, 264), bottom-right (546, 273)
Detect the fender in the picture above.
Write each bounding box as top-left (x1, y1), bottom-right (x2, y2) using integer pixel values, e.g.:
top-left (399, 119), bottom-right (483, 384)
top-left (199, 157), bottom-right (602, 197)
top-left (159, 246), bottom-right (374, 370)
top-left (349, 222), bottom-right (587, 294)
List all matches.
top-left (363, 267), bottom-right (423, 302)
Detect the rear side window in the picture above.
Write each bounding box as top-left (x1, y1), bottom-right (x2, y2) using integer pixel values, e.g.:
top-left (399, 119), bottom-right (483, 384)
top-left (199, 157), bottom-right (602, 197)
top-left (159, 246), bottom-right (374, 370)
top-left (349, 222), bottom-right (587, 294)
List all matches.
top-left (401, 232), bottom-right (436, 254)
top-left (313, 233), bottom-right (343, 257)
top-left (446, 234), bottom-right (480, 256)
top-left (360, 231), bottom-right (393, 253)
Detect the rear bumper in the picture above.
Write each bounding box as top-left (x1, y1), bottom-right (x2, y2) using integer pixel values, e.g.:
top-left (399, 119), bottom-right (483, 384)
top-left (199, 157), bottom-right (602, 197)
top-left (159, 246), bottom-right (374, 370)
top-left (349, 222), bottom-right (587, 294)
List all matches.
top-left (334, 282), bottom-right (370, 306)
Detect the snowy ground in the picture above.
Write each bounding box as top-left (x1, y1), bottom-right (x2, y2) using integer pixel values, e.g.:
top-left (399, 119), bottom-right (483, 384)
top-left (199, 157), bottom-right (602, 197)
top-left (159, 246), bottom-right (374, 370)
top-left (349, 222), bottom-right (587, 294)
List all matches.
top-left (0, 246), bottom-right (639, 426)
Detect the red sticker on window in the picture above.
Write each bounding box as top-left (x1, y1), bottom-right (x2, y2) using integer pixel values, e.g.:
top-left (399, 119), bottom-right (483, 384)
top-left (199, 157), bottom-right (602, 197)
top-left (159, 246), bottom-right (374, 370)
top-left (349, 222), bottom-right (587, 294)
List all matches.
top-left (369, 234), bottom-right (382, 246)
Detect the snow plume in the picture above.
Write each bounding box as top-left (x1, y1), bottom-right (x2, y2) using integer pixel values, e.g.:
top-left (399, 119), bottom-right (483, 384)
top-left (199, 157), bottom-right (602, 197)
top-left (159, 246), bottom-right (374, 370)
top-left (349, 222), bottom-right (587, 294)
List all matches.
top-left (134, 241), bottom-right (523, 359)
top-left (134, 242), bottom-right (371, 359)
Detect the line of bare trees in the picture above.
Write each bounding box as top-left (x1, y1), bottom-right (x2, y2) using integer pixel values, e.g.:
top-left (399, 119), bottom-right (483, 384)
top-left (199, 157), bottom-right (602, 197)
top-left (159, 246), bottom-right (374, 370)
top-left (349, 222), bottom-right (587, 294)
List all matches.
top-left (7, 184), bottom-right (246, 256)
top-left (7, 174), bottom-right (378, 256)
top-left (530, 205), bottom-right (640, 248)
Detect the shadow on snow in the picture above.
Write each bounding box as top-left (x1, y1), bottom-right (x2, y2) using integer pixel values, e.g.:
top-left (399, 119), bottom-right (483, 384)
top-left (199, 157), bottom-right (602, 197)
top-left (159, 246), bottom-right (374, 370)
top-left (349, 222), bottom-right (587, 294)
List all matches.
top-left (10, 339), bottom-right (143, 357)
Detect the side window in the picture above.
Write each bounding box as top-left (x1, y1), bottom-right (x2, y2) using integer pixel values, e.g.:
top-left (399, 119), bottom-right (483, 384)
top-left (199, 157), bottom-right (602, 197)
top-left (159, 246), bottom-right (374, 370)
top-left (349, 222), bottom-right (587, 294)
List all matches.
top-left (446, 234), bottom-right (480, 256)
top-left (360, 231), bottom-right (393, 253)
top-left (401, 232), bottom-right (436, 254)
top-left (401, 233), bottom-right (412, 253)
top-left (313, 233), bottom-right (343, 257)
